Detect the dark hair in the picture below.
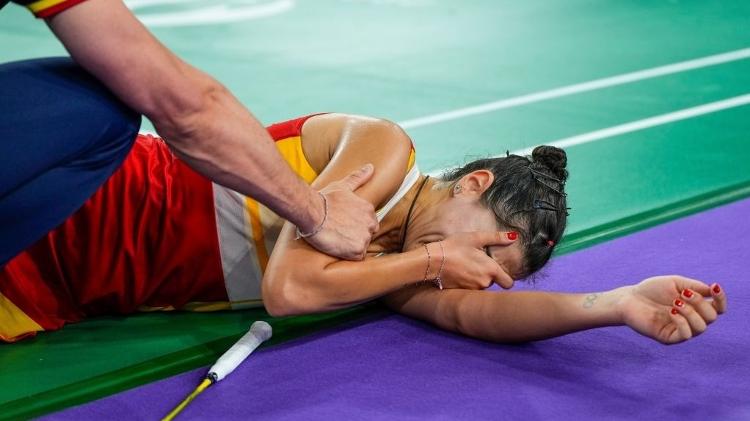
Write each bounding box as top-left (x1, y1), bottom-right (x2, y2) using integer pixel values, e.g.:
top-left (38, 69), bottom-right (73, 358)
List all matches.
top-left (442, 146), bottom-right (568, 277)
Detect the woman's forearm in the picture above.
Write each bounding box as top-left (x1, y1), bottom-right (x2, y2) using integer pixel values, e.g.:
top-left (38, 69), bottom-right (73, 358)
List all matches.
top-left (388, 287), bottom-right (629, 343)
top-left (264, 237), bottom-right (440, 316)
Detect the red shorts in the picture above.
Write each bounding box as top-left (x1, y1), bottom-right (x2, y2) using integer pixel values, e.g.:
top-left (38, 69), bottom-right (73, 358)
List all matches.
top-left (0, 135), bottom-right (225, 341)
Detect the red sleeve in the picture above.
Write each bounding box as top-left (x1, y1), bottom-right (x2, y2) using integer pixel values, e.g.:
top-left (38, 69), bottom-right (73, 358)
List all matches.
top-left (266, 113), bottom-right (329, 142)
top-left (13, 0), bottom-right (88, 19)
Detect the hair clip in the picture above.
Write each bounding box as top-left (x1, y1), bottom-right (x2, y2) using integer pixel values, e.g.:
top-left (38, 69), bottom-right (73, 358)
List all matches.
top-left (532, 199), bottom-right (557, 211)
top-left (528, 167), bottom-right (563, 183)
top-left (532, 199), bottom-right (571, 216)
top-left (547, 240), bottom-right (555, 247)
top-left (508, 200), bottom-right (572, 217)
top-left (528, 168), bottom-right (567, 197)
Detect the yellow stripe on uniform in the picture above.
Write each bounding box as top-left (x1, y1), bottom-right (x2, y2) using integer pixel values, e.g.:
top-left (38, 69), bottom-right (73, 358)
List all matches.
top-left (25, 0), bottom-right (68, 13)
top-left (274, 136), bottom-right (318, 183)
top-left (0, 292), bottom-right (43, 342)
top-left (180, 301), bottom-right (233, 312)
top-left (407, 149), bottom-right (416, 171)
top-left (246, 198), bottom-right (271, 272)
top-left (243, 135), bottom-right (319, 273)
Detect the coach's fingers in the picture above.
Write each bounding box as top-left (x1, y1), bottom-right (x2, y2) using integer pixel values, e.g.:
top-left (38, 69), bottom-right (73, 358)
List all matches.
top-left (340, 164), bottom-right (375, 191)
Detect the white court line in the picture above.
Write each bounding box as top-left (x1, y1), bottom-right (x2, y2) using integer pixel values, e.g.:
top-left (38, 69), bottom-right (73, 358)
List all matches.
top-left (427, 93), bottom-right (750, 175)
top-left (399, 48), bottom-right (750, 129)
top-left (129, 0), bottom-right (295, 27)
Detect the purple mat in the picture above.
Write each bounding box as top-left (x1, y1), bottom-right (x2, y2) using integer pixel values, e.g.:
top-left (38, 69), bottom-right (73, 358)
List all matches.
top-left (42, 199), bottom-right (750, 421)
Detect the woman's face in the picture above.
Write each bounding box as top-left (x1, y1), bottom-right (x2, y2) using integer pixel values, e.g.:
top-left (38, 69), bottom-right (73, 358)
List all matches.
top-left (404, 170), bottom-right (526, 281)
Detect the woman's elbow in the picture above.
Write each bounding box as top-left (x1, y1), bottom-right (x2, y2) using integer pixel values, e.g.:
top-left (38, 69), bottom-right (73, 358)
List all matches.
top-left (262, 277), bottom-right (297, 317)
top-left (262, 274), bottom-right (324, 317)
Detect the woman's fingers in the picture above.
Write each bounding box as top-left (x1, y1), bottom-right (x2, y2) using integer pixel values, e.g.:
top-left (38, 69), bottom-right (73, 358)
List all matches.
top-left (666, 308), bottom-right (693, 344)
top-left (672, 299), bottom-right (707, 336)
top-left (672, 275), bottom-right (712, 296)
top-left (466, 231), bottom-right (518, 249)
top-left (655, 279), bottom-right (727, 345)
top-left (680, 288), bottom-right (718, 324)
top-left (476, 251), bottom-right (512, 289)
top-left (710, 283), bottom-right (727, 314)
top-left (491, 264), bottom-right (514, 290)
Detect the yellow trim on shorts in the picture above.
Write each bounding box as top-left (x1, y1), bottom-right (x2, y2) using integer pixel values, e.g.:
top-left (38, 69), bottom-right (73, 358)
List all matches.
top-left (0, 292), bottom-right (43, 342)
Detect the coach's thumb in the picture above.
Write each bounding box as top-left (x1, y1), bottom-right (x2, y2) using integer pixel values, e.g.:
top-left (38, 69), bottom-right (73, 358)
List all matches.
top-left (342, 164), bottom-right (375, 191)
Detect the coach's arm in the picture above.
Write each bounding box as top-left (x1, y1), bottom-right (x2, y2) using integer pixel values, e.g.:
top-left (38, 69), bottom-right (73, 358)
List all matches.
top-left (45, 0), bottom-right (378, 260)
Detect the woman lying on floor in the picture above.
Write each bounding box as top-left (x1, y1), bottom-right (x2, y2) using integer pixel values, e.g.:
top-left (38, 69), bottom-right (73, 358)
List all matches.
top-left (0, 113), bottom-right (726, 344)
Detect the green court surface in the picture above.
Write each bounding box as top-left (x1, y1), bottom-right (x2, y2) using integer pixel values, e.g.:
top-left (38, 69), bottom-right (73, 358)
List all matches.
top-left (1, 0), bottom-right (749, 418)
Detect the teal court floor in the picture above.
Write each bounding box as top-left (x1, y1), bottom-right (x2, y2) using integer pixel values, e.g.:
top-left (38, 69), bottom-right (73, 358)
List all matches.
top-left (1, 1), bottom-right (748, 418)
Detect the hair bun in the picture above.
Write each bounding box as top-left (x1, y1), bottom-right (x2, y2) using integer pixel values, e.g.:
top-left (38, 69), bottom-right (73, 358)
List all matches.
top-left (531, 145), bottom-right (568, 182)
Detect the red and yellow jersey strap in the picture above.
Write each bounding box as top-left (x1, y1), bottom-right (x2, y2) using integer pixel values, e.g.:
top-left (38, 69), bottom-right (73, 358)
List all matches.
top-left (13, 0), bottom-right (87, 18)
top-left (266, 113), bottom-right (328, 141)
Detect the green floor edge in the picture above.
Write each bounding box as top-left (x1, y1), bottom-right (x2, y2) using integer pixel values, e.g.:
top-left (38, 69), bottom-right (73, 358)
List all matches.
top-left (4, 181), bottom-right (750, 421)
top-left (557, 180), bottom-right (750, 255)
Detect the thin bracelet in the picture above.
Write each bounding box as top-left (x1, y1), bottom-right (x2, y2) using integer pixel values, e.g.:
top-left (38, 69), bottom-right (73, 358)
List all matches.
top-left (296, 192), bottom-right (328, 240)
top-left (421, 243), bottom-right (432, 284)
top-left (434, 241), bottom-right (445, 290)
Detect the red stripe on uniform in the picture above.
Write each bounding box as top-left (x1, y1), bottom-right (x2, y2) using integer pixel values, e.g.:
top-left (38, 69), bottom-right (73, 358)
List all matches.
top-left (35, 0), bottom-right (87, 18)
top-left (266, 113), bottom-right (328, 142)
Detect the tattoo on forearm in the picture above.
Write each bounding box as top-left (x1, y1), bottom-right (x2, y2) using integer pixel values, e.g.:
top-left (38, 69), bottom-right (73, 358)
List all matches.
top-left (583, 293), bottom-right (600, 309)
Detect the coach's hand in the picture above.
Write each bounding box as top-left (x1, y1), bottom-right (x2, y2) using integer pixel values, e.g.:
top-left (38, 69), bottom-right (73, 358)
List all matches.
top-left (302, 164), bottom-right (379, 260)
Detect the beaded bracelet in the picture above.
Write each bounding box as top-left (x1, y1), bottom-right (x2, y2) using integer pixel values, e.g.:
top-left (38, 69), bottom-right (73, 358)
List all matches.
top-left (296, 192), bottom-right (328, 240)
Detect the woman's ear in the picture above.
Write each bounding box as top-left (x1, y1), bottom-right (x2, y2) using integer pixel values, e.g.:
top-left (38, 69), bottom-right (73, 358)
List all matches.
top-left (455, 170), bottom-right (494, 197)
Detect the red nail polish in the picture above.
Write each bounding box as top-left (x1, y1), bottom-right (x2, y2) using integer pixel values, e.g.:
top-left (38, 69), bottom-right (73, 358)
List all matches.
top-left (671, 308), bottom-right (679, 315)
top-left (682, 289), bottom-right (693, 298)
top-left (713, 285), bottom-right (721, 294)
top-left (674, 299), bottom-right (684, 307)
top-left (507, 232), bottom-right (518, 241)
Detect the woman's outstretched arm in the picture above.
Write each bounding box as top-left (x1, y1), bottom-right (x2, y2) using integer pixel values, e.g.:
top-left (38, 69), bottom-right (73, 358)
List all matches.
top-left (384, 275), bottom-right (727, 344)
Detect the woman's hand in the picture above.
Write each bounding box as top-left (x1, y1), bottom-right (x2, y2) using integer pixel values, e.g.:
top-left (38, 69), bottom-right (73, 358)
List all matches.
top-left (429, 231), bottom-right (518, 290)
top-left (616, 275), bottom-right (727, 345)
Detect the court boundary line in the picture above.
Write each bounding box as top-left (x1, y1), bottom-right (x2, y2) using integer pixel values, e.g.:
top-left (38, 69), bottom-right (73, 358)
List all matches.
top-left (399, 48), bottom-right (750, 129)
top-left (427, 93), bottom-right (750, 175)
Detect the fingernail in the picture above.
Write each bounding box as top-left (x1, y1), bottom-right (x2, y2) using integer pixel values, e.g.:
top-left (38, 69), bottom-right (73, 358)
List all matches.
top-left (713, 284), bottom-right (721, 294)
top-left (671, 308), bottom-right (679, 315)
top-left (674, 299), bottom-right (684, 308)
top-left (361, 163), bottom-right (373, 172)
top-left (682, 289), bottom-right (693, 299)
top-left (506, 232), bottom-right (518, 241)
